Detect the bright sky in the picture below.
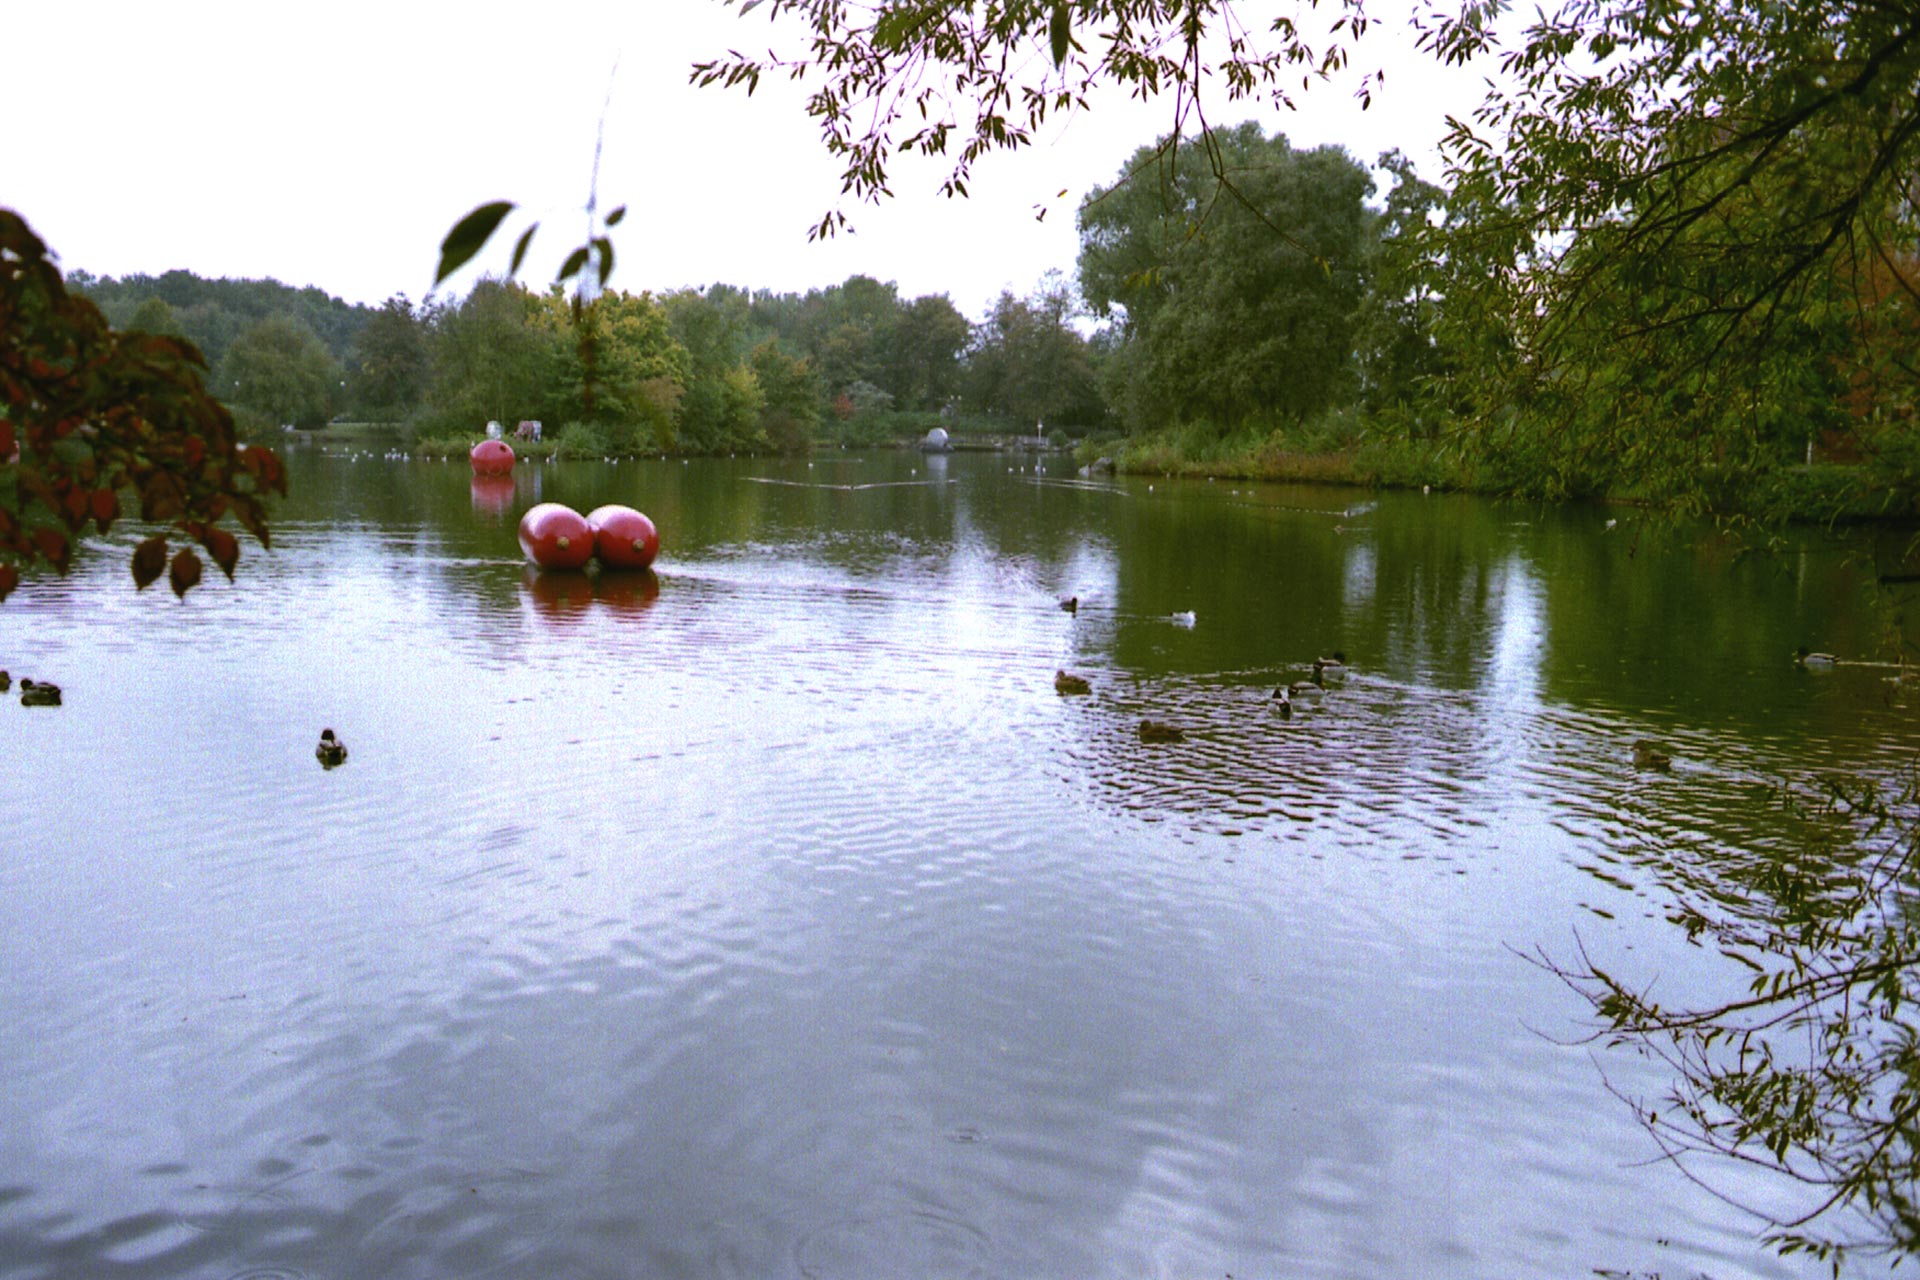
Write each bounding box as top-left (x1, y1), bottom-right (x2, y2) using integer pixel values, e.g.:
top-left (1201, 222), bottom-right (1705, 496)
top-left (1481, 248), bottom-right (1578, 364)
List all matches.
top-left (10, 1), bottom-right (1490, 320)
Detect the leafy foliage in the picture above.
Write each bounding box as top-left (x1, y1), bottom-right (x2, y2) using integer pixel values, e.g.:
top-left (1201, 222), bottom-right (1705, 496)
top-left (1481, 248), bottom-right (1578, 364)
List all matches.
top-left (220, 313), bottom-right (342, 429)
top-left (965, 277), bottom-right (1104, 429)
top-left (0, 209), bottom-right (284, 603)
top-left (1079, 123), bottom-right (1374, 429)
top-left (694, 0), bottom-right (1378, 238)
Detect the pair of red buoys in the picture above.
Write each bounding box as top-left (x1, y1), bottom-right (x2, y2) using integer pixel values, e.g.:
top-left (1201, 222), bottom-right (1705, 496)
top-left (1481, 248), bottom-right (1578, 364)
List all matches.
top-left (518, 503), bottom-right (659, 571)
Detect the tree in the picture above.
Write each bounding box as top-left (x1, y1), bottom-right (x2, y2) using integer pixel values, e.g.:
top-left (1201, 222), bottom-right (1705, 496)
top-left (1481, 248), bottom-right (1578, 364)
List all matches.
top-left (965, 279), bottom-right (1104, 429)
top-left (348, 295), bottom-right (428, 421)
top-left (0, 208), bottom-right (284, 604)
top-left (883, 294), bottom-right (971, 410)
top-left (220, 314), bottom-right (342, 429)
top-left (749, 339), bottom-right (823, 452)
top-left (419, 279), bottom-right (556, 434)
top-left (538, 287), bottom-right (690, 450)
top-left (1079, 123), bottom-right (1373, 429)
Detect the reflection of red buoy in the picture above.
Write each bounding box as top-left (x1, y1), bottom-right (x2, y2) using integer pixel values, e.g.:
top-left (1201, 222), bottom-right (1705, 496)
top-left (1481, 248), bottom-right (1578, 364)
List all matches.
top-left (518, 503), bottom-right (593, 569)
top-left (596, 567), bottom-right (661, 615)
top-left (470, 474), bottom-right (516, 516)
top-left (521, 566), bottom-right (593, 628)
top-left (471, 439), bottom-right (515, 475)
top-left (586, 504), bottom-right (660, 570)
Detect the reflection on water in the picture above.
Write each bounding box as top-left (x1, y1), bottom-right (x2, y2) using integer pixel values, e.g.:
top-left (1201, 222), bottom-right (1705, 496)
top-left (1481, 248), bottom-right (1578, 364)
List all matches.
top-left (1, 450), bottom-right (1915, 1278)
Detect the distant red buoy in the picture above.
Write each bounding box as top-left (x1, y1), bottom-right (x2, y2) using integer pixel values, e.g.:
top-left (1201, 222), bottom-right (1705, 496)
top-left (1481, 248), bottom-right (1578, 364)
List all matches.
top-left (586, 504), bottom-right (660, 570)
top-left (518, 503), bottom-right (593, 570)
top-left (470, 439), bottom-right (515, 475)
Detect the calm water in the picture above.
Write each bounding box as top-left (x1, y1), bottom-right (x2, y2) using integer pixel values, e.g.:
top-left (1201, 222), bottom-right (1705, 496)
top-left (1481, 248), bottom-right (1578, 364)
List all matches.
top-left (3, 446), bottom-right (1917, 1279)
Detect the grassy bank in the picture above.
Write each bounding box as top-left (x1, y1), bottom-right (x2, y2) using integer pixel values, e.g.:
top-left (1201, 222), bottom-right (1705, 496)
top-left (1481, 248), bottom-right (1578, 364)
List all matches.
top-left (1095, 418), bottom-right (1908, 524)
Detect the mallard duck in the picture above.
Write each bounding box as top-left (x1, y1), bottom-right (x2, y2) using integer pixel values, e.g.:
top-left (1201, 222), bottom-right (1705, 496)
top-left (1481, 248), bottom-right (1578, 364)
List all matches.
top-left (1271, 687), bottom-right (1293, 719)
top-left (1632, 739), bottom-right (1672, 771)
top-left (1059, 595), bottom-right (1079, 613)
top-left (1286, 680), bottom-right (1325, 698)
top-left (1138, 719), bottom-right (1186, 743)
top-left (19, 678), bottom-right (60, 707)
top-left (1055, 669), bottom-right (1091, 696)
top-left (1794, 647), bottom-right (1839, 667)
top-left (1312, 652), bottom-right (1348, 682)
top-left (315, 728), bottom-right (349, 768)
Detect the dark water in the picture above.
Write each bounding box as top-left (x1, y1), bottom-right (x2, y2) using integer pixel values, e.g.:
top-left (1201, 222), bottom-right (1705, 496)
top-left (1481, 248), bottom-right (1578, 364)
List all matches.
top-left (3, 445), bottom-right (1917, 1279)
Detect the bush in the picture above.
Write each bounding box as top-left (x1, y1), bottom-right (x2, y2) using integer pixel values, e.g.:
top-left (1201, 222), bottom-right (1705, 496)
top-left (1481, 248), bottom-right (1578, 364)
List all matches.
top-left (555, 421), bottom-right (610, 459)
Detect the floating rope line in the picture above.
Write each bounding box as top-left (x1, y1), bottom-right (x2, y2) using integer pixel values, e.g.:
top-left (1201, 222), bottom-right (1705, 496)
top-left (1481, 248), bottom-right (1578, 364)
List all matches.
top-left (744, 477), bottom-right (958, 492)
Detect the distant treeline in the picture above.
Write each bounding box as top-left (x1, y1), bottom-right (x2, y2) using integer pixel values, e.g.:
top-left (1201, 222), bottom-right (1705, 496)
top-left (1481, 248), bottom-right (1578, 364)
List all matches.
top-left (71, 115), bottom-right (1918, 511)
top-left (68, 268), bottom-right (1103, 453)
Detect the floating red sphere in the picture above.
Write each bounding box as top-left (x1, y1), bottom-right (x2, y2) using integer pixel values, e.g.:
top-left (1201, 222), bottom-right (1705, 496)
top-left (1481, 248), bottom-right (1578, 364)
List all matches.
top-left (470, 439), bottom-right (515, 476)
top-left (518, 502), bottom-right (594, 570)
top-left (586, 504), bottom-right (660, 570)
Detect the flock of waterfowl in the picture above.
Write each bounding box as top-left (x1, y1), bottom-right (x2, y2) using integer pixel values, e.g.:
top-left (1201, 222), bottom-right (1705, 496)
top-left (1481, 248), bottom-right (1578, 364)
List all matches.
top-left (1053, 611), bottom-right (1348, 743)
top-left (1047, 604), bottom-right (1882, 771)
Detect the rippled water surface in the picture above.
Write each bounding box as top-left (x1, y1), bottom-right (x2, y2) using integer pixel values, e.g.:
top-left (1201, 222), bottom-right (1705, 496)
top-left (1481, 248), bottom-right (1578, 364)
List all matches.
top-left (4, 447), bottom-right (1918, 1279)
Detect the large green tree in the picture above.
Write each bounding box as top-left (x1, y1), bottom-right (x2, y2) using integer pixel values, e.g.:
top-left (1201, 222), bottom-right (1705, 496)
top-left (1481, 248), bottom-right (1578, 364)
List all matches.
top-left (1079, 123), bottom-right (1372, 429)
top-left (220, 314), bottom-right (342, 430)
top-left (348, 295), bottom-right (429, 421)
top-left (964, 278), bottom-right (1104, 429)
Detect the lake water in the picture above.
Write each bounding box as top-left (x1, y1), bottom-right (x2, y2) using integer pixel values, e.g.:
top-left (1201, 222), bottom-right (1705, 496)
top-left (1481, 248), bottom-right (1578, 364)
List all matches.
top-left (2, 445), bottom-right (1917, 1279)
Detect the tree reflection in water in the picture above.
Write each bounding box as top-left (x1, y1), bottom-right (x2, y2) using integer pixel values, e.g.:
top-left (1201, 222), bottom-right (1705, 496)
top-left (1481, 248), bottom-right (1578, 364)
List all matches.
top-left (1553, 767), bottom-right (1920, 1271)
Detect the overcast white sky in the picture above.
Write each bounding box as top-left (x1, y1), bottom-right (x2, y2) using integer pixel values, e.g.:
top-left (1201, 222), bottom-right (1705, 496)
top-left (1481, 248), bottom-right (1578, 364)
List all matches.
top-left (10, 1), bottom-right (1491, 320)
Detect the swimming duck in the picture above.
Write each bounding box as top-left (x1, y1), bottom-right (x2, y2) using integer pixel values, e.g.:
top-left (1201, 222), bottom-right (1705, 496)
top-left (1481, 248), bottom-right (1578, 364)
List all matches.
top-left (1313, 652), bottom-right (1348, 682)
top-left (0, 670), bottom-right (9, 692)
top-left (1632, 740), bottom-right (1672, 771)
top-left (1055, 669), bottom-right (1091, 696)
top-left (1168, 611), bottom-right (1197, 628)
top-left (315, 728), bottom-right (349, 768)
top-left (1138, 719), bottom-right (1186, 743)
top-left (1271, 687), bottom-right (1293, 720)
top-left (1286, 680), bottom-right (1325, 699)
top-left (19, 678), bottom-right (60, 707)
top-left (1059, 595), bottom-right (1078, 613)
top-left (1794, 647), bottom-right (1839, 668)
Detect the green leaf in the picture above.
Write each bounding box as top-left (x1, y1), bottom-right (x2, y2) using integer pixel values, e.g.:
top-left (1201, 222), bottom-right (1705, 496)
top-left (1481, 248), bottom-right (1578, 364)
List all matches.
top-left (509, 224), bottom-right (539, 277)
top-left (605, 205), bottom-right (626, 227)
top-left (1050, 2), bottom-right (1070, 67)
top-left (435, 201), bottom-right (515, 287)
top-left (558, 246), bottom-right (590, 282)
top-left (593, 237), bottom-right (616, 288)
top-left (873, 7), bottom-right (916, 51)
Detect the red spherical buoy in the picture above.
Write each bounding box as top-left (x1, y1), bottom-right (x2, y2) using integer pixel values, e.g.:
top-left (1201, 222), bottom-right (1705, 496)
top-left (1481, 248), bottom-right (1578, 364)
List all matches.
top-left (470, 439), bottom-right (516, 476)
top-left (518, 503), bottom-right (593, 570)
top-left (586, 504), bottom-right (660, 570)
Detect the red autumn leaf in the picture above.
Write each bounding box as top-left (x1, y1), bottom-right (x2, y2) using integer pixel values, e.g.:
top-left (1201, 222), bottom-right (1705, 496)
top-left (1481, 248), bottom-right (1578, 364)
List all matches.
top-left (201, 526), bottom-right (239, 580)
top-left (140, 473), bottom-right (184, 521)
top-left (131, 535), bottom-right (167, 589)
top-left (89, 487), bottom-right (120, 531)
top-left (31, 526), bottom-right (69, 571)
top-left (168, 547), bottom-right (202, 599)
top-left (61, 483), bottom-right (90, 529)
top-left (0, 564), bottom-right (16, 603)
top-left (0, 420), bottom-right (13, 460)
